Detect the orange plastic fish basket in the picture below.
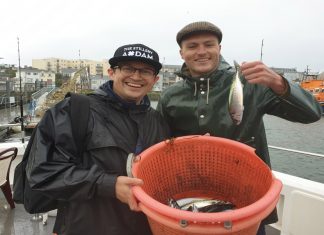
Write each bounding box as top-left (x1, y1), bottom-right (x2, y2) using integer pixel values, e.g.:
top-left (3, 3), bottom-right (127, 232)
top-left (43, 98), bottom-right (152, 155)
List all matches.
top-left (132, 136), bottom-right (282, 235)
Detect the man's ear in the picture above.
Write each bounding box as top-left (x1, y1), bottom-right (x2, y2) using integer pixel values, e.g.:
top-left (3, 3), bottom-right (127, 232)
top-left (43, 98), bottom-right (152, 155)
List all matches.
top-left (180, 49), bottom-right (184, 60)
top-left (153, 75), bottom-right (160, 84)
top-left (108, 68), bottom-right (114, 79)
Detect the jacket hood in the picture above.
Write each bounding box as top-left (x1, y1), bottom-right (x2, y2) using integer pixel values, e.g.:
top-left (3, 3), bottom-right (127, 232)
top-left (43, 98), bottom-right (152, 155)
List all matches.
top-left (94, 80), bottom-right (151, 110)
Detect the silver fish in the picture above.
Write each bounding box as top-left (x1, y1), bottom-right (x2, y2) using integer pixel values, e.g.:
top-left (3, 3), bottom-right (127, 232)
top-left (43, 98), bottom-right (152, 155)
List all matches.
top-left (228, 60), bottom-right (244, 125)
top-left (168, 198), bottom-right (181, 209)
top-left (179, 199), bottom-right (233, 211)
top-left (168, 197), bottom-right (235, 213)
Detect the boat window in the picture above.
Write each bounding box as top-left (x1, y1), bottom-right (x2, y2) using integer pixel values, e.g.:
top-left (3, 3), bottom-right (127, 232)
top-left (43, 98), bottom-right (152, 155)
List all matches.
top-left (314, 88), bottom-right (320, 93)
top-left (309, 89), bottom-right (314, 92)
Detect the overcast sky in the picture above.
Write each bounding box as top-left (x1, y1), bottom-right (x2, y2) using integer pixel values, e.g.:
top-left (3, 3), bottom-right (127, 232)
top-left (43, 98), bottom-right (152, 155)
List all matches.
top-left (1, 0), bottom-right (323, 73)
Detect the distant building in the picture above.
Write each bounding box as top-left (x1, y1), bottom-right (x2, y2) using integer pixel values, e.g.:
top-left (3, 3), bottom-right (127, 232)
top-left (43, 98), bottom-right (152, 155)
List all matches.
top-left (61, 68), bottom-right (78, 78)
top-left (90, 75), bottom-right (110, 90)
top-left (0, 79), bottom-right (14, 93)
top-left (152, 72), bottom-right (163, 92)
top-left (32, 58), bottom-right (110, 76)
top-left (271, 67), bottom-right (304, 82)
top-left (157, 64), bottom-right (181, 91)
top-left (0, 64), bottom-right (15, 69)
top-left (0, 64), bottom-right (16, 80)
top-left (31, 59), bottom-right (320, 92)
top-left (14, 67), bottom-right (55, 92)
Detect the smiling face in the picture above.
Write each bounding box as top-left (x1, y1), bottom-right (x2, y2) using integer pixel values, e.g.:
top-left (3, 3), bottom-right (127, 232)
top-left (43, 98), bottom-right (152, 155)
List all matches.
top-left (180, 33), bottom-right (221, 77)
top-left (108, 61), bottom-right (159, 104)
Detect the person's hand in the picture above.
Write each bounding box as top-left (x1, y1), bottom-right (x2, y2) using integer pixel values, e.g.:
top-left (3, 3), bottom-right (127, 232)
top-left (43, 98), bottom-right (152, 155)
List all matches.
top-left (115, 176), bottom-right (143, 211)
top-left (240, 61), bottom-right (287, 95)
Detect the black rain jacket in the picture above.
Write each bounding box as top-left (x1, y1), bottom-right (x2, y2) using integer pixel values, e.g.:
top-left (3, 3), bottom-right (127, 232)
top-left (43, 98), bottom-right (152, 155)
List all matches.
top-left (26, 81), bottom-right (170, 235)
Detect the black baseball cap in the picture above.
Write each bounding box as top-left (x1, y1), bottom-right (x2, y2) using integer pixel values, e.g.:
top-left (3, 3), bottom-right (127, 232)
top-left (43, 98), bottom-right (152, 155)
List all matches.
top-left (109, 43), bottom-right (162, 72)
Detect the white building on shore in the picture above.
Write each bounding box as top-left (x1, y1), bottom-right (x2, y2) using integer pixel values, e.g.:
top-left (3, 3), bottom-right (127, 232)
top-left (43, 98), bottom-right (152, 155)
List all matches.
top-left (32, 58), bottom-right (109, 76)
top-left (14, 67), bottom-right (55, 92)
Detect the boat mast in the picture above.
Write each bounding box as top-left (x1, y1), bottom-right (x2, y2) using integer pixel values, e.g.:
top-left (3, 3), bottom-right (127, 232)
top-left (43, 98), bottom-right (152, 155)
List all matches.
top-left (260, 39), bottom-right (264, 61)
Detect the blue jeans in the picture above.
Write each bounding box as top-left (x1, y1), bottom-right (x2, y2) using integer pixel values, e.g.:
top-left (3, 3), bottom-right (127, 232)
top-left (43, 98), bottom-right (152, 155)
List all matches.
top-left (256, 224), bottom-right (266, 235)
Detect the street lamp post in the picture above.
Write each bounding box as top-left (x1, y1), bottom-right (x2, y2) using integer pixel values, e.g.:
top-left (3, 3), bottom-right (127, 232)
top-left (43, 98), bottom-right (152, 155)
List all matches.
top-left (17, 37), bottom-right (24, 143)
top-left (0, 57), bottom-right (4, 108)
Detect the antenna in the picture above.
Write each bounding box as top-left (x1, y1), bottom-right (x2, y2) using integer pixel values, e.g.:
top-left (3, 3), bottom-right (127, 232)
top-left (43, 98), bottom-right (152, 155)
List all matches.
top-left (79, 49), bottom-right (82, 68)
top-left (17, 37), bottom-right (25, 143)
top-left (260, 39), bottom-right (264, 61)
top-left (303, 65), bottom-right (310, 82)
top-left (79, 49), bottom-right (82, 92)
top-left (306, 65), bottom-right (310, 79)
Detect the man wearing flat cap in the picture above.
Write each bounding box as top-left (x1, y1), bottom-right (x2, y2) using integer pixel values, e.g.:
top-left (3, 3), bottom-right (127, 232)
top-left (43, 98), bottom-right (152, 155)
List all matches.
top-left (27, 43), bottom-right (170, 235)
top-left (157, 21), bottom-right (321, 235)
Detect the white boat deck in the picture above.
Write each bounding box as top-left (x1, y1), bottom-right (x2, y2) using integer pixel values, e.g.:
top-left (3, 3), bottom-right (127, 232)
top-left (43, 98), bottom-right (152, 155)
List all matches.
top-left (271, 171), bottom-right (324, 235)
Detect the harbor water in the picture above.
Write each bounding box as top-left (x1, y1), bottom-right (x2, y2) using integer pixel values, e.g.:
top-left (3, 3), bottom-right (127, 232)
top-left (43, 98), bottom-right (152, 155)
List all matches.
top-left (264, 114), bottom-right (324, 184)
top-left (1, 101), bottom-right (323, 184)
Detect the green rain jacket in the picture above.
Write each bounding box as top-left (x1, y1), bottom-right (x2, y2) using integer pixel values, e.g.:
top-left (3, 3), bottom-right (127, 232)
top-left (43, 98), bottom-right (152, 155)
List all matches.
top-left (157, 56), bottom-right (322, 224)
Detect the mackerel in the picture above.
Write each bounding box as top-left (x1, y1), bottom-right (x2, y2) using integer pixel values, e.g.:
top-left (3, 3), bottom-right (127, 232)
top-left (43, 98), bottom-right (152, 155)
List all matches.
top-left (228, 60), bottom-right (244, 125)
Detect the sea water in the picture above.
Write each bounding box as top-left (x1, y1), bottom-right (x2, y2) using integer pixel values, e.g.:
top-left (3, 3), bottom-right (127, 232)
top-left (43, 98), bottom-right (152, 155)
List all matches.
top-left (264, 114), bottom-right (324, 183)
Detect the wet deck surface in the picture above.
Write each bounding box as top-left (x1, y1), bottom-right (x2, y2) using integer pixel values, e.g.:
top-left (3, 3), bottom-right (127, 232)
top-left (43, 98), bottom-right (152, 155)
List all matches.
top-left (265, 225), bottom-right (280, 235)
top-left (1, 147), bottom-right (57, 235)
top-left (0, 193), bottom-right (55, 235)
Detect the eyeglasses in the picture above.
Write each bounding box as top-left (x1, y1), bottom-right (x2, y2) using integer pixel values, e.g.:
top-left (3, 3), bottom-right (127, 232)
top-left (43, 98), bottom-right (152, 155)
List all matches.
top-left (114, 65), bottom-right (156, 79)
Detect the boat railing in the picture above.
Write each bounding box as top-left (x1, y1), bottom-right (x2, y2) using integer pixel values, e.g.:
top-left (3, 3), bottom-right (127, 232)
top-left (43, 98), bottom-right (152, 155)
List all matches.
top-left (268, 145), bottom-right (324, 159)
top-left (0, 123), bottom-right (26, 128)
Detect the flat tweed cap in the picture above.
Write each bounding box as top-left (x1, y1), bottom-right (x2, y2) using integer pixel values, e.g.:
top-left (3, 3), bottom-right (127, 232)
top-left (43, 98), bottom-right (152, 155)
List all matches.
top-left (176, 21), bottom-right (223, 45)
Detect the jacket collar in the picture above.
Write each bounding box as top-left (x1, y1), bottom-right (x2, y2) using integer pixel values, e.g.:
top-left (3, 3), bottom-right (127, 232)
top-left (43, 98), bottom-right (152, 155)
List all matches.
top-left (95, 80), bottom-right (151, 111)
top-left (175, 55), bottom-right (233, 105)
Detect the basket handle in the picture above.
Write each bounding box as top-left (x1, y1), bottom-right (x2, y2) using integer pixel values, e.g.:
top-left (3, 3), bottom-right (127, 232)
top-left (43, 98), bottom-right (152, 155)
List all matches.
top-left (126, 153), bottom-right (136, 177)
